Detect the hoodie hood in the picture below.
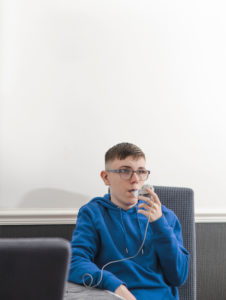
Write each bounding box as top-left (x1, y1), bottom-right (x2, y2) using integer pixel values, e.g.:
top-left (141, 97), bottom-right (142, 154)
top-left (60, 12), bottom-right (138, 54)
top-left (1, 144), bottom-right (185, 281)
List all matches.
top-left (90, 193), bottom-right (119, 209)
top-left (90, 193), bottom-right (140, 211)
top-left (90, 193), bottom-right (145, 255)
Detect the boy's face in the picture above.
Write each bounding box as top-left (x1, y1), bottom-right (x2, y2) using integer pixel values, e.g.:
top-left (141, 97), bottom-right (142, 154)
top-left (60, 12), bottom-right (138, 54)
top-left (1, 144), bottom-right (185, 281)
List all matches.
top-left (101, 156), bottom-right (146, 210)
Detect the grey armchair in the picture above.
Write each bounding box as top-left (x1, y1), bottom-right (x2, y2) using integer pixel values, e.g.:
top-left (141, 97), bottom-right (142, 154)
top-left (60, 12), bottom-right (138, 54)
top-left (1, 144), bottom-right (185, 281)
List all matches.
top-left (66, 186), bottom-right (196, 300)
top-left (154, 186), bottom-right (196, 300)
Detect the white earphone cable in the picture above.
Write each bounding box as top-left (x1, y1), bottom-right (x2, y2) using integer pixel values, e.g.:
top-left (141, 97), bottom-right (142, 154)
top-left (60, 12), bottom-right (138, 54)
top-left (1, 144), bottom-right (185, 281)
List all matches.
top-left (82, 197), bottom-right (153, 288)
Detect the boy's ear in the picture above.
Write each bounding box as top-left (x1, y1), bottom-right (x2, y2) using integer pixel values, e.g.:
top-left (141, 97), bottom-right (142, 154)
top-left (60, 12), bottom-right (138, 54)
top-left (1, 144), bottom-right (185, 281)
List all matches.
top-left (100, 170), bottom-right (110, 186)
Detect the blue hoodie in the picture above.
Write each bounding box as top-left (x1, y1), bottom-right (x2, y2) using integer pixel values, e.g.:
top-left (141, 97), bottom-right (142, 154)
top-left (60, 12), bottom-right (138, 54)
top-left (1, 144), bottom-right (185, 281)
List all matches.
top-left (68, 194), bottom-right (189, 300)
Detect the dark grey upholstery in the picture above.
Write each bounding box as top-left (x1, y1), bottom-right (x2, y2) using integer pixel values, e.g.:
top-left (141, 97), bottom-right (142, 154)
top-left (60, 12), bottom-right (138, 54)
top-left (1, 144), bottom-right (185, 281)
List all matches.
top-left (0, 238), bottom-right (70, 300)
top-left (196, 223), bottom-right (226, 300)
top-left (154, 186), bottom-right (196, 300)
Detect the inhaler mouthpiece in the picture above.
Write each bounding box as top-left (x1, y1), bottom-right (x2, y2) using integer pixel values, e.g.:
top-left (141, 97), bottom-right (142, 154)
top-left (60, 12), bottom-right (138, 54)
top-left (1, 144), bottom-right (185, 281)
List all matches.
top-left (131, 190), bottom-right (139, 198)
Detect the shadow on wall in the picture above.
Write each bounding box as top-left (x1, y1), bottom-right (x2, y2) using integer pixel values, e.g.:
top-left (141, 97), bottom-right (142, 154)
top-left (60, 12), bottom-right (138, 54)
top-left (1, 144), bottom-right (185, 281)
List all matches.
top-left (17, 188), bottom-right (90, 209)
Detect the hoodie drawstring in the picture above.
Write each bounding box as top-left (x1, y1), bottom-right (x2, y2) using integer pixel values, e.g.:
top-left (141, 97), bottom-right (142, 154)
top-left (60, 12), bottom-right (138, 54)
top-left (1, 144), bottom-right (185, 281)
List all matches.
top-left (119, 209), bottom-right (129, 255)
top-left (119, 206), bottom-right (145, 256)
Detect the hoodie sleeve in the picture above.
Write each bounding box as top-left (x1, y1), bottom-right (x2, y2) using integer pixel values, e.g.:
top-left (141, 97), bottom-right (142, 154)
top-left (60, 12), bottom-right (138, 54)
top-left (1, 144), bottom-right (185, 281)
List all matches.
top-left (149, 212), bottom-right (190, 287)
top-left (68, 206), bottom-right (125, 292)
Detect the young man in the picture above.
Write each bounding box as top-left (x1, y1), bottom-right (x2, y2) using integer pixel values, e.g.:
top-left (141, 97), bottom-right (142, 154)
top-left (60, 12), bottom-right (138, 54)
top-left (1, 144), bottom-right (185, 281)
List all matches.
top-left (68, 143), bottom-right (189, 300)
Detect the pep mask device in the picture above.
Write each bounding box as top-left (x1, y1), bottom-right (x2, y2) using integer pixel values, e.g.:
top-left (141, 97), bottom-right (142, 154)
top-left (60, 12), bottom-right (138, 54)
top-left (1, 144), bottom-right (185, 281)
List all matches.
top-left (82, 184), bottom-right (154, 288)
top-left (131, 184), bottom-right (154, 198)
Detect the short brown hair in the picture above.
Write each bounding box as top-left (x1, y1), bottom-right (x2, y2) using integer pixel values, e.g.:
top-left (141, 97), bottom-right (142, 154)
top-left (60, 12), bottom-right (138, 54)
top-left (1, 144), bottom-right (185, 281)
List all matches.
top-left (105, 142), bottom-right (145, 164)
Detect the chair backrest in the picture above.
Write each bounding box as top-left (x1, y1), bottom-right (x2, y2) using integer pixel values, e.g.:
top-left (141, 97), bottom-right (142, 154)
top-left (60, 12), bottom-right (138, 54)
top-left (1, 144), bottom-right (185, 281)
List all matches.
top-left (0, 238), bottom-right (70, 300)
top-left (154, 186), bottom-right (196, 300)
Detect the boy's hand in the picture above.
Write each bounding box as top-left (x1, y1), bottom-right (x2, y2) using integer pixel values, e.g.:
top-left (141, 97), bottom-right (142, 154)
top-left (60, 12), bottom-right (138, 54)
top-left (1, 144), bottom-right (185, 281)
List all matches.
top-left (138, 187), bottom-right (162, 222)
top-left (115, 284), bottom-right (136, 300)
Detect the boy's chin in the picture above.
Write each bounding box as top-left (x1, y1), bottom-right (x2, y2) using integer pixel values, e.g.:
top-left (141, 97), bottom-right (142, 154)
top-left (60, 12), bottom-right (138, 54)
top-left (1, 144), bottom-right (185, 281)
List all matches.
top-left (128, 196), bottom-right (139, 204)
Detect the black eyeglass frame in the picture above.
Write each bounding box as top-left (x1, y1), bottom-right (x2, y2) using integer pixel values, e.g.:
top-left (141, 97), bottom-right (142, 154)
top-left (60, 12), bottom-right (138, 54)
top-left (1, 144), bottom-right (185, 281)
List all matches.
top-left (106, 169), bottom-right (150, 180)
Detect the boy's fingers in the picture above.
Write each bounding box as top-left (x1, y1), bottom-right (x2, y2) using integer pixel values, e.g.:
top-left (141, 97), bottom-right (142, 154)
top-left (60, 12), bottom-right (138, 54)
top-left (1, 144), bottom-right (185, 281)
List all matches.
top-left (145, 188), bottom-right (161, 205)
top-left (138, 203), bottom-right (153, 210)
top-left (138, 196), bottom-right (153, 207)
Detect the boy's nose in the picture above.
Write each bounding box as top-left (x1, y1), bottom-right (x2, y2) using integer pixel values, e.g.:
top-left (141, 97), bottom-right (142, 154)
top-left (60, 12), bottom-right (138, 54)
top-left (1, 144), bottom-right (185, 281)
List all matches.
top-left (130, 171), bottom-right (139, 182)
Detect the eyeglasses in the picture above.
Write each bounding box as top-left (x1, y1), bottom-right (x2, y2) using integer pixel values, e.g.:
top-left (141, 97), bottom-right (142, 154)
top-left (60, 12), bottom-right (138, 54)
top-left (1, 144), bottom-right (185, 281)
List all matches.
top-left (106, 168), bottom-right (150, 180)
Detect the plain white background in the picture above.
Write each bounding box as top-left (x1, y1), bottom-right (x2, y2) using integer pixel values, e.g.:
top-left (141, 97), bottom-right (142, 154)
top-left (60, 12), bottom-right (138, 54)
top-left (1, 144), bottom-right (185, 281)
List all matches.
top-left (1, 0), bottom-right (226, 212)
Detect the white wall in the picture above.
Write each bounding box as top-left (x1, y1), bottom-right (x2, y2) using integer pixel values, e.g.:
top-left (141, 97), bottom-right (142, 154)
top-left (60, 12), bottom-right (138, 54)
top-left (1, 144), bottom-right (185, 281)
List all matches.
top-left (1, 0), bottom-right (226, 212)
